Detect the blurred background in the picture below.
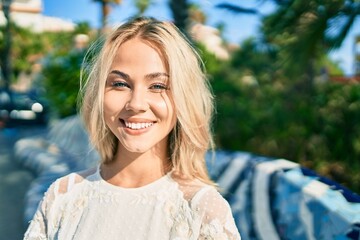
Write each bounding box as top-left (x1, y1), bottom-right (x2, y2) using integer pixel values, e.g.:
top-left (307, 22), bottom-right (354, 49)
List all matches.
top-left (0, 0), bottom-right (359, 239)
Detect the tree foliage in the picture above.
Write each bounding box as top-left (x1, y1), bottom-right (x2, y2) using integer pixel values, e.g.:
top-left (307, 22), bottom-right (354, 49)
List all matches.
top-left (169, 0), bottom-right (190, 34)
top-left (198, 38), bottom-right (360, 193)
top-left (40, 50), bottom-right (86, 118)
top-left (210, 2), bottom-right (360, 193)
top-left (92, 0), bottom-right (122, 32)
top-left (262, 0), bottom-right (360, 77)
top-left (39, 23), bottom-right (99, 118)
top-left (0, 24), bottom-right (46, 81)
top-left (135, 0), bottom-right (151, 16)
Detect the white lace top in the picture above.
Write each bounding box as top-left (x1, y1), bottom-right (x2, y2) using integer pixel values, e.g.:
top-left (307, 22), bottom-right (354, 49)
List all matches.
top-left (24, 167), bottom-right (241, 240)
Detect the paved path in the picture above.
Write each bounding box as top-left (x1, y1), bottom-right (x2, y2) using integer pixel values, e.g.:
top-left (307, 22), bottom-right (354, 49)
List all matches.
top-left (0, 126), bottom-right (46, 240)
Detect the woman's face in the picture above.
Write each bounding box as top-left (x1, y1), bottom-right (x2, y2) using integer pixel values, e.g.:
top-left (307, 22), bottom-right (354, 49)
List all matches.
top-left (104, 38), bottom-right (176, 155)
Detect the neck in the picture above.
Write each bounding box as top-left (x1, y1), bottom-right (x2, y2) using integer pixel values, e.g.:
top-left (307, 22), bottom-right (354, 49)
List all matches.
top-left (101, 145), bottom-right (171, 188)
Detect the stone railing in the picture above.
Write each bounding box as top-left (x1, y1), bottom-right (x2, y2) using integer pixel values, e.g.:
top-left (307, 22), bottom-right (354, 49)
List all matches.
top-left (14, 115), bottom-right (360, 239)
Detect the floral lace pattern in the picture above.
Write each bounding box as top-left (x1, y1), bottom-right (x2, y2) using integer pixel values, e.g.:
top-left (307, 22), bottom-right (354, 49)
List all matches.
top-left (24, 169), bottom-right (241, 240)
top-left (200, 219), bottom-right (229, 240)
top-left (25, 211), bottom-right (47, 240)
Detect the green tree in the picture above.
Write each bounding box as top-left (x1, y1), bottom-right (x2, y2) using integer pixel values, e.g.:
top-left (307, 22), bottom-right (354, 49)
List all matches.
top-left (134, 0), bottom-right (151, 17)
top-left (74, 21), bottom-right (92, 35)
top-left (200, 38), bottom-right (360, 192)
top-left (0, 24), bottom-right (46, 82)
top-left (92, 0), bottom-right (122, 32)
top-left (216, 3), bottom-right (259, 16)
top-left (169, 0), bottom-right (190, 34)
top-left (217, 1), bottom-right (360, 81)
top-left (41, 50), bottom-right (86, 118)
top-left (261, 0), bottom-right (359, 91)
top-left (37, 22), bottom-right (95, 118)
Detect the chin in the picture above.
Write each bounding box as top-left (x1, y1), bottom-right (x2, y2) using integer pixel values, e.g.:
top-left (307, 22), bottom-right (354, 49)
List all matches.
top-left (122, 144), bottom-right (150, 154)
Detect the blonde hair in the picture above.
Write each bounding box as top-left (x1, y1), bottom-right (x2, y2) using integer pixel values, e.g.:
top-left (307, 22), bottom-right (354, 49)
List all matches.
top-left (80, 17), bottom-right (215, 184)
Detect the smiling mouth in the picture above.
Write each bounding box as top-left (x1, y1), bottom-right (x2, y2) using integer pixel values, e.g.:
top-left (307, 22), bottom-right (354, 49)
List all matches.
top-left (121, 119), bottom-right (155, 130)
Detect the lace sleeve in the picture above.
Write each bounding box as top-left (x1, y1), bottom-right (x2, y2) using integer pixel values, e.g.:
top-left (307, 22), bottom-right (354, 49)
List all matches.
top-left (195, 187), bottom-right (241, 240)
top-left (23, 170), bottom-right (95, 239)
top-left (23, 180), bottom-right (58, 240)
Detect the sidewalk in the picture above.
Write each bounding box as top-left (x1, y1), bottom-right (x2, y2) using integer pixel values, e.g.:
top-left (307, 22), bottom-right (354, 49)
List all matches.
top-left (0, 126), bottom-right (46, 240)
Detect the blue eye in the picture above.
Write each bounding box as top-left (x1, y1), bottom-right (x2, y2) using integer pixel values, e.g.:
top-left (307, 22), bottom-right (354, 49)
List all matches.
top-left (149, 83), bottom-right (168, 92)
top-left (111, 81), bottom-right (130, 88)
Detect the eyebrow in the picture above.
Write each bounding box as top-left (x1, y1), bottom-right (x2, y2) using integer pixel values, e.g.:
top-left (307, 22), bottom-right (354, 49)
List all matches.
top-left (109, 70), bottom-right (169, 81)
top-left (145, 72), bottom-right (169, 80)
top-left (109, 70), bottom-right (130, 81)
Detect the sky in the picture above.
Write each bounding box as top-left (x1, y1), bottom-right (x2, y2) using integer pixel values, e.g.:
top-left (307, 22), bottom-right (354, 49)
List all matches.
top-left (42, 0), bottom-right (359, 76)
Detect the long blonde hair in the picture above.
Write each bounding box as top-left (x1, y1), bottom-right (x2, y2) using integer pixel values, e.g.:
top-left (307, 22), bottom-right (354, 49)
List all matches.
top-left (80, 17), bottom-right (215, 184)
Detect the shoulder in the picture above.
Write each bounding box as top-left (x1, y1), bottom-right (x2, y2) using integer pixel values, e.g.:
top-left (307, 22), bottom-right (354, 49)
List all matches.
top-left (170, 172), bottom-right (211, 201)
top-left (191, 185), bottom-right (231, 216)
top-left (51, 167), bottom-right (97, 195)
top-left (170, 172), bottom-right (227, 208)
top-left (187, 185), bottom-right (241, 239)
top-left (170, 174), bottom-right (233, 222)
top-left (173, 179), bottom-right (240, 238)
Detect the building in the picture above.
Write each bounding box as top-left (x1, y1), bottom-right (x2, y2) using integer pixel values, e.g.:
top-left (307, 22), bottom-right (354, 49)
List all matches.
top-left (0, 0), bottom-right (75, 32)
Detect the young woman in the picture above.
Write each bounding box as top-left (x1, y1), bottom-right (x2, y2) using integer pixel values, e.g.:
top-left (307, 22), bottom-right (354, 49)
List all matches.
top-left (24, 17), bottom-right (241, 240)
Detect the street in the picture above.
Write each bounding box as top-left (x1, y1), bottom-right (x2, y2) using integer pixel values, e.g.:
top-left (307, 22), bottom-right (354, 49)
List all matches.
top-left (0, 125), bottom-right (46, 239)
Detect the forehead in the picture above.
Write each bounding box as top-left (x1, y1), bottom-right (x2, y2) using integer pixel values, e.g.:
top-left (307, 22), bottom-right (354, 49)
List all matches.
top-left (110, 38), bottom-right (167, 71)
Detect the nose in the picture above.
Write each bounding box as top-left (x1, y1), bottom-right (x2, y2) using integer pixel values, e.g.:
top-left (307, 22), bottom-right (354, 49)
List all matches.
top-left (125, 88), bottom-right (149, 112)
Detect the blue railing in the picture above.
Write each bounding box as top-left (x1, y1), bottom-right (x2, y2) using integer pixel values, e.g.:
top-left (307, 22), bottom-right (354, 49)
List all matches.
top-left (14, 115), bottom-right (360, 240)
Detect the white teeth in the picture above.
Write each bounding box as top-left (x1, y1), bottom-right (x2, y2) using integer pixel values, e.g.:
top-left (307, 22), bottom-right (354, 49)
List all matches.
top-left (124, 121), bottom-right (154, 130)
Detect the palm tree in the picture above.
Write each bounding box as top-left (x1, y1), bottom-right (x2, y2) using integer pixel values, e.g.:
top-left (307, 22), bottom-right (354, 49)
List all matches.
top-left (263, 0), bottom-right (360, 89)
top-left (217, 1), bottom-right (360, 86)
top-left (92, 0), bottom-right (122, 33)
top-left (169, 0), bottom-right (190, 34)
top-left (215, 3), bottom-right (259, 16)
